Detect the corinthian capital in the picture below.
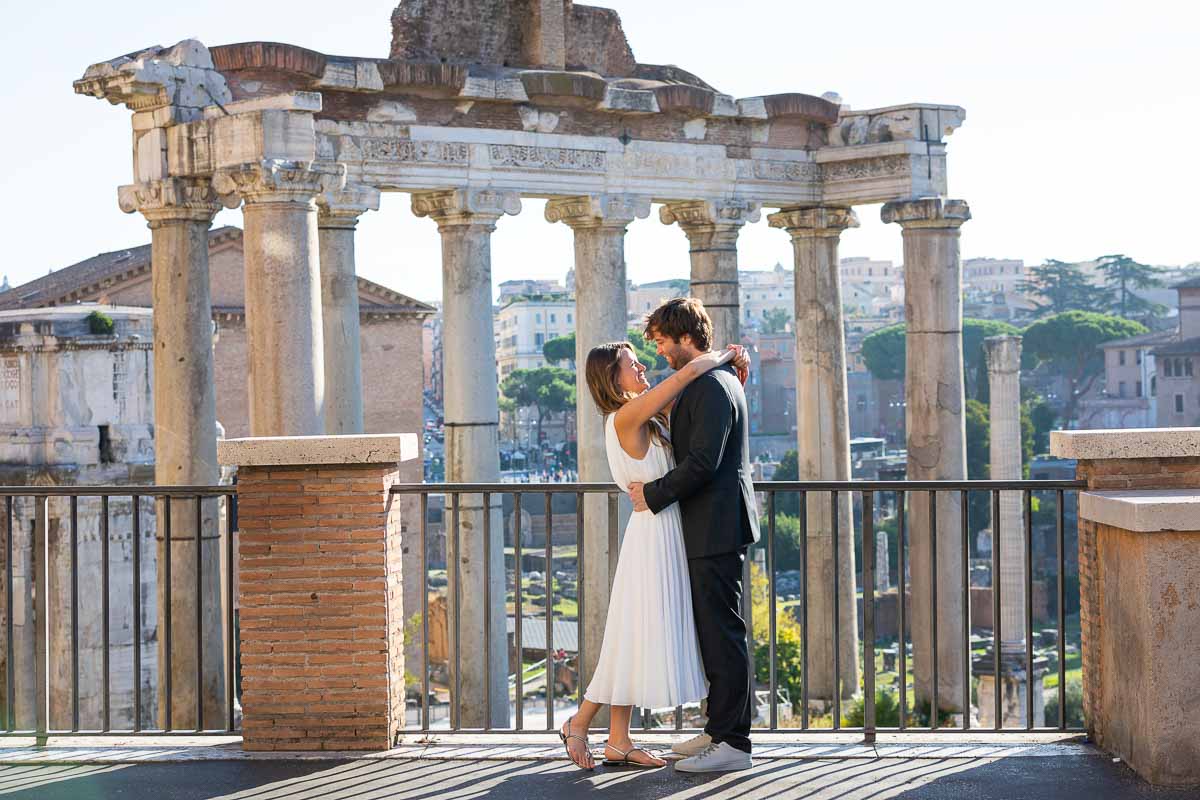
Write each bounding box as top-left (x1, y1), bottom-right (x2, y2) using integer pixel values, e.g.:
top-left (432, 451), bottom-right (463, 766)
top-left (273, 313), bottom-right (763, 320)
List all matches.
top-left (117, 177), bottom-right (235, 224)
top-left (212, 160), bottom-right (346, 205)
top-left (411, 188), bottom-right (522, 228)
top-left (881, 197), bottom-right (971, 229)
top-left (544, 195), bottom-right (651, 229)
top-left (318, 184), bottom-right (382, 229)
top-left (660, 198), bottom-right (762, 229)
top-left (768, 206), bottom-right (860, 238)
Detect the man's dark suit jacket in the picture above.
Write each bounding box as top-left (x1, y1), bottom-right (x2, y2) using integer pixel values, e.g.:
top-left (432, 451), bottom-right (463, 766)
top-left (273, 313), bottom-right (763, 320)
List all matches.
top-left (642, 363), bottom-right (760, 559)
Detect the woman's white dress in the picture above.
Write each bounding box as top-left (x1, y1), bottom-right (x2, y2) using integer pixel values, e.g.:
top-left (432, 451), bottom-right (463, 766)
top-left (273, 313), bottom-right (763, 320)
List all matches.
top-left (582, 415), bottom-right (708, 709)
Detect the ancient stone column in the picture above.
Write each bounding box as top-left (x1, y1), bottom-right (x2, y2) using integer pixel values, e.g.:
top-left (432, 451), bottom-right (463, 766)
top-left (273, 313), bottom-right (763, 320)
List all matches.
top-left (213, 160), bottom-right (345, 436)
top-left (413, 188), bottom-right (520, 729)
top-left (117, 177), bottom-right (231, 729)
top-left (985, 335), bottom-right (1025, 655)
top-left (882, 197), bottom-right (971, 717)
top-left (546, 194), bottom-right (649, 701)
top-left (317, 185), bottom-right (380, 435)
top-left (661, 199), bottom-right (760, 349)
top-left (768, 207), bottom-right (860, 702)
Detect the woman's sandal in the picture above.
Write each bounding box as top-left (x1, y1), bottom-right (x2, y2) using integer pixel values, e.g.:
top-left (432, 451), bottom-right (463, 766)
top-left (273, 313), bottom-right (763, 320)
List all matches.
top-left (558, 716), bottom-right (594, 770)
top-left (602, 743), bottom-right (666, 769)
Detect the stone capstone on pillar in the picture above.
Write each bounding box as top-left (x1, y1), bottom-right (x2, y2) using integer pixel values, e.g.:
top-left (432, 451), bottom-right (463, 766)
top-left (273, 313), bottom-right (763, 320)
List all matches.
top-left (412, 186), bottom-right (520, 729)
top-left (767, 205), bottom-right (861, 701)
top-left (882, 196), bottom-right (972, 715)
top-left (661, 198), bottom-right (760, 350)
top-left (546, 194), bottom-right (648, 711)
top-left (213, 160), bottom-right (346, 437)
top-left (317, 184), bottom-right (381, 436)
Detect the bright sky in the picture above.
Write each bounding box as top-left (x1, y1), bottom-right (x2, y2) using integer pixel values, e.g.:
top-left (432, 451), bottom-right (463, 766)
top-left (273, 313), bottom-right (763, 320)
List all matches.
top-left (2, 0), bottom-right (1194, 304)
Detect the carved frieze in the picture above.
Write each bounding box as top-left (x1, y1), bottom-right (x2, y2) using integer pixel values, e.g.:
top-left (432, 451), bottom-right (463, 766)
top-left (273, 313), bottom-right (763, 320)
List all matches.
top-left (747, 159), bottom-right (820, 183)
top-left (623, 150), bottom-right (725, 180)
top-left (360, 139), bottom-right (470, 164)
top-left (489, 144), bottom-right (606, 172)
top-left (820, 155), bottom-right (912, 183)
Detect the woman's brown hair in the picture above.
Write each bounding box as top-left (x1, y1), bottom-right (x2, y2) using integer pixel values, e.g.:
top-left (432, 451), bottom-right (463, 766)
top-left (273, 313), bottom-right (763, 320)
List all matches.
top-left (584, 342), bottom-right (669, 445)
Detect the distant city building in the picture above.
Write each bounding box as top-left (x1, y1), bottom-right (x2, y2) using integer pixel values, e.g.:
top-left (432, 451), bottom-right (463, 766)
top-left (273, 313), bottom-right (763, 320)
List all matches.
top-left (744, 331), bottom-right (795, 435)
top-left (839, 257), bottom-right (902, 317)
top-left (498, 278), bottom-right (566, 302)
top-left (739, 264), bottom-right (794, 330)
top-left (963, 258), bottom-right (1026, 295)
top-left (1083, 277), bottom-right (1200, 428)
top-left (627, 278), bottom-right (688, 323)
top-left (495, 293), bottom-right (575, 377)
top-left (423, 303), bottom-right (444, 404)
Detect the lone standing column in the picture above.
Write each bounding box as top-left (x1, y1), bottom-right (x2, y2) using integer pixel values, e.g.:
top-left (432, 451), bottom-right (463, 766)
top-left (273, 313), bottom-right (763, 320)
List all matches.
top-left (118, 177), bottom-right (230, 729)
top-left (661, 200), bottom-right (760, 348)
top-left (413, 188), bottom-right (520, 729)
top-left (768, 207), bottom-right (860, 702)
top-left (546, 194), bottom-right (649, 697)
top-left (981, 334), bottom-right (1043, 726)
top-left (214, 160), bottom-right (345, 436)
top-left (881, 197), bottom-right (972, 717)
top-left (317, 185), bottom-right (380, 435)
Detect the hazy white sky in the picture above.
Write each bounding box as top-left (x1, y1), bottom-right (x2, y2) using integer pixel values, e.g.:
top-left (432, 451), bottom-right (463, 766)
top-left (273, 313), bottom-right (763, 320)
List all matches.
top-left (2, 0), bottom-right (1195, 304)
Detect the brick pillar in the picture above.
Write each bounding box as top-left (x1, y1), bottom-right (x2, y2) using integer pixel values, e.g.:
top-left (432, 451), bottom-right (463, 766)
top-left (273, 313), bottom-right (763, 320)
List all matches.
top-left (1051, 428), bottom-right (1200, 788)
top-left (218, 434), bottom-right (418, 751)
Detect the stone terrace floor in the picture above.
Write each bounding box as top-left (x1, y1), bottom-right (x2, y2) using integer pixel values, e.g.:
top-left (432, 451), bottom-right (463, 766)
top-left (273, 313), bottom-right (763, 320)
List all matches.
top-left (0, 734), bottom-right (1196, 799)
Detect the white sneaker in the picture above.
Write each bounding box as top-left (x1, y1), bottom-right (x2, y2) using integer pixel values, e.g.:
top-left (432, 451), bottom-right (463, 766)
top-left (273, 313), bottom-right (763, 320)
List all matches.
top-left (673, 742), bottom-right (752, 773)
top-left (671, 733), bottom-right (712, 757)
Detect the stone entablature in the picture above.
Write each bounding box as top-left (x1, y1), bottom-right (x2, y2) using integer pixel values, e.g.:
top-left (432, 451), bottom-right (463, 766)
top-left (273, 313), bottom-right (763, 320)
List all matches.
top-left (75, 20), bottom-right (963, 211)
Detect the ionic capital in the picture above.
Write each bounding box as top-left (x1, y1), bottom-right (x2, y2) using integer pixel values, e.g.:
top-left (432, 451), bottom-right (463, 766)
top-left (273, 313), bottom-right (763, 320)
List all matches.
top-left (117, 177), bottom-right (235, 224)
top-left (544, 194), bottom-right (651, 230)
top-left (984, 335), bottom-right (1023, 376)
top-left (318, 184), bottom-right (382, 229)
top-left (659, 198), bottom-right (762, 230)
top-left (881, 197), bottom-right (971, 229)
top-left (768, 206), bottom-right (860, 239)
top-left (411, 188), bottom-right (522, 229)
top-left (212, 160), bottom-right (346, 206)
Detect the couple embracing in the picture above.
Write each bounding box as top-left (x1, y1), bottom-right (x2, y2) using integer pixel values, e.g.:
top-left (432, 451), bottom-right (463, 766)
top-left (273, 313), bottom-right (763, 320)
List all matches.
top-left (558, 297), bottom-right (759, 774)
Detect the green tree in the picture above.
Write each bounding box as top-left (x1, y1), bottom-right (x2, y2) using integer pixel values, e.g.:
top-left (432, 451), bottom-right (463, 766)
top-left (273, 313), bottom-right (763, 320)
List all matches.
top-left (965, 399), bottom-right (990, 480)
top-left (542, 333), bottom-right (576, 369)
top-left (1019, 259), bottom-right (1109, 316)
top-left (861, 319), bottom-right (1021, 401)
top-left (1026, 397), bottom-right (1057, 455)
top-left (1022, 311), bottom-right (1147, 427)
top-left (1095, 253), bottom-right (1164, 319)
top-left (627, 328), bottom-right (668, 371)
top-left (500, 367), bottom-right (577, 447)
top-left (85, 310), bottom-right (115, 335)
top-left (770, 451), bottom-right (801, 516)
top-left (762, 308), bottom-right (791, 334)
top-left (749, 564), bottom-right (805, 706)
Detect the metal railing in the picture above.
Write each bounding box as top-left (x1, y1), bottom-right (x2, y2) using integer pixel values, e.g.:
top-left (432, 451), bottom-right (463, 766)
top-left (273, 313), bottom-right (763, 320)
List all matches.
top-left (393, 479), bottom-right (1087, 739)
top-left (0, 486), bottom-right (238, 737)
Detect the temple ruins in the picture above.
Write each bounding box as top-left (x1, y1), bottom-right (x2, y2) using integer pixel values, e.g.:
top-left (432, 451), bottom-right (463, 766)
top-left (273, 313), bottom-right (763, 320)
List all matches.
top-left (73, 0), bottom-right (970, 720)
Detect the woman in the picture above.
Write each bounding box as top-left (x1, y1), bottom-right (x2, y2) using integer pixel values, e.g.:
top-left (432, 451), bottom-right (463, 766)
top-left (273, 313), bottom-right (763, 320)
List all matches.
top-left (558, 340), bottom-right (747, 769)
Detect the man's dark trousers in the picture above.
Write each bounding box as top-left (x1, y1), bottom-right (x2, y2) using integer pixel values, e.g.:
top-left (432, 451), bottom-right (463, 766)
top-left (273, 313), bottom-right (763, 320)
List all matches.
top-left (689, 548), bottom-right (752, 754)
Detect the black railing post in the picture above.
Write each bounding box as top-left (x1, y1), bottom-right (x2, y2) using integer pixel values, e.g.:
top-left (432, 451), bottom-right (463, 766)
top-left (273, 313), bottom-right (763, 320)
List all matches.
top-left (767, 491), bottom-right (778, 732)
top-left (898, 490), bottom-right (907, 731)
top-left (862, 491), bottom-right (876, 743)
top-left (514, 492), bottom-right (524, 732)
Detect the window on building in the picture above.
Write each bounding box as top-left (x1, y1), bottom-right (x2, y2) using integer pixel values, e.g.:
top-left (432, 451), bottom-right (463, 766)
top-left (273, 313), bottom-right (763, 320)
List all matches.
top-left (535, 333), bottom-right (545, 346)
top-left (1152, 376), bottom-right (1158, 397)
top-left (550, 313), bottom-right (556, 324)
top-left (1136, 349), bottom-right (1143, 365)
top-left (1188, 359), bottom-right (1194, 377)
top-left (535, 313), bottom-right (542, 323)
top-left (1165, 360), bottom-right (1174, 377)
top-left (1118, 381), bottom-right (1127, 398)
top-left (567, 313), bottom-right (573, 323)
top-left (1176, 393), bottom-right (1185, 414)
top-left (1119, 350), bottom-right (1126, 366)
top-left (1137, 380), bottom-right (1143, 398)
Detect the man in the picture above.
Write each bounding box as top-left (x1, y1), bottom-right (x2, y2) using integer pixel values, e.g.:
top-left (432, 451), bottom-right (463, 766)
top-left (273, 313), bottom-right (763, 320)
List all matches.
top-left (629, 297), bottom-right (760, 773)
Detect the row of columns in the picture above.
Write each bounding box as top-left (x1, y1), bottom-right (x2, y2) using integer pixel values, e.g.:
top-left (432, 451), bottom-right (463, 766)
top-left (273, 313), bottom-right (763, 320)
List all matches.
top-left (126, 166), bottom-right (973, 721)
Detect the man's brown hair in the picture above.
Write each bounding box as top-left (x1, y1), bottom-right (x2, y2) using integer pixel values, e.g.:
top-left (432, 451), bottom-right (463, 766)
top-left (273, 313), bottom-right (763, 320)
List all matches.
top-left (643, 297), bottom-right (713, 352)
